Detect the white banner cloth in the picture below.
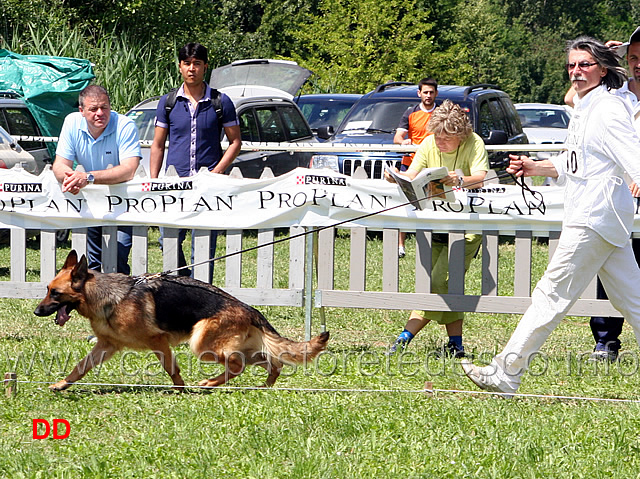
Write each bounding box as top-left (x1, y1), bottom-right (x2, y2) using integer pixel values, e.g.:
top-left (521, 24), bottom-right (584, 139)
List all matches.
top-left (0, 166), bottom-right (636, 233)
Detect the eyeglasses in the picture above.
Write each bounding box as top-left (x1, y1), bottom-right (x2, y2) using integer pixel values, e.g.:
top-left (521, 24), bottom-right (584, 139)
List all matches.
top-left (565, 61), bottom-right (598, 71)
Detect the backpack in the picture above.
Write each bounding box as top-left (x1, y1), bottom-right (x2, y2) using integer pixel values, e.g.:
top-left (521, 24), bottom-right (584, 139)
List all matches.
top-left (164, 87), bottom-right (224, 134)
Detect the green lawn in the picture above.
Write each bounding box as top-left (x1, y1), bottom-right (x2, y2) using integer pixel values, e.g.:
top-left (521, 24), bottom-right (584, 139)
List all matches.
top-left (2, 230), bottom-right (640, 478)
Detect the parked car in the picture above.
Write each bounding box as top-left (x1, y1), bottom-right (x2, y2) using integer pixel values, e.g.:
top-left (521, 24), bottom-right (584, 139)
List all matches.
top-left (515, 103), bottom-right (571, 160)
top-left (126, 59), bottom-right (317, 178)
top-left (310, 82), bottom-right (528, 179)
top-left (0, 124), bottom-right (55, 244)
top-left (295, 93), bottom-right (361, 140)
top-left (0, 124), bottom-right (37, 172)
top-left (0, 91), bottom-right (51, 173)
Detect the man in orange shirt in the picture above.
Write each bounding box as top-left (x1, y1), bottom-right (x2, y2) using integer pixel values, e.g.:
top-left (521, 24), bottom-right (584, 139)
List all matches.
top-left (393, 77), bottom-right (438, 257)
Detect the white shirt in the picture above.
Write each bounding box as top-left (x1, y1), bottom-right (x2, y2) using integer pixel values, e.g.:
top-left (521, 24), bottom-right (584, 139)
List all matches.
top-left (614, 79), bottom-right (640, 131)
top-left (551, 85), bottom-right (640, 247)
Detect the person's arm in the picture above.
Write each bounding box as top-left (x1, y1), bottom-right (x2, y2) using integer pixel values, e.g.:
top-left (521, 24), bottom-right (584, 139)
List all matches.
top-left (211, 124), bottom-right (241, 174)
top-left (440, 170), bottom-right (487, 188)
top-left (564, 86), bottom-right (577, 108)
top-left (393, 129), bottom-right (410, 145)
top-left (150, 126), bottom-right (168, 179)
top-left (507, 154), bottom-right (559, 178)
top-left (52, 155), bottom-right (75, 184)
top-left (53, 155), bottom-right (139, 194)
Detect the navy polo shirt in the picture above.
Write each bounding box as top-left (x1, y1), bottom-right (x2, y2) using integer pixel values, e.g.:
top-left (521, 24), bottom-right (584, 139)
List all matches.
top-left (155, 84), bottom-right (238, 177)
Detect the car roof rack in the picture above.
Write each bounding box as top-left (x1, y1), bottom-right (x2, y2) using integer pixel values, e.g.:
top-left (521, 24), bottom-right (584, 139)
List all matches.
top-left (463, 84), bottom-right (499, 99)
top-left (373, 81), bottom-right (415, 93)
top-left (0, 91), bottom-right (21, 99)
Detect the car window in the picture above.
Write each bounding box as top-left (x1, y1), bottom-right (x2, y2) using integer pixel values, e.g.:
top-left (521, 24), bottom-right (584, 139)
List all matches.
top-left (339, 99), bottom-right (417, 133)
top-left (238, 109), bottom-right (260, 142)
top-left (126, 109), bottom-right (156, 141)
top-left (500, 99), bottom-right (522, 136)
top-left (279, 105), bottom-right (312, 140)
top-left (478, 101), bottom-right (494, 139)
top-left (299, 99), bottom-right (357, 129)
top-left (517, 108), bottom-right (570, 128)
top-left (255, 107), bottom-right (286, 142)
top-left (0, 107), bottom-right (45, 151)
top-left (488, 98), bottom-right (510, 135)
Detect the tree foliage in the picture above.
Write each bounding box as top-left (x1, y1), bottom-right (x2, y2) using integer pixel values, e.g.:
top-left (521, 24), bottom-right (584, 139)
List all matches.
top-left (1, 0), bottom-right (639, 108)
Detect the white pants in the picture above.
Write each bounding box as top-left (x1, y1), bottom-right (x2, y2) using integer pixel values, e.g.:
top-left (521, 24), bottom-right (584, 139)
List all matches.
top-left (489, 226), bottom-right (640, 391)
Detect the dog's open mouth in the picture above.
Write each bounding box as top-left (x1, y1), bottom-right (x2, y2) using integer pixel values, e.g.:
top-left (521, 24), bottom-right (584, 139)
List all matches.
top-left (55, 305), bottom-right (72, 326)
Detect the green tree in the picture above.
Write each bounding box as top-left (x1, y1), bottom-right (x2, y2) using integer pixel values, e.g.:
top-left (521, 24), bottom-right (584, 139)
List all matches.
top-left (289, 0), bottom-right (443, 93)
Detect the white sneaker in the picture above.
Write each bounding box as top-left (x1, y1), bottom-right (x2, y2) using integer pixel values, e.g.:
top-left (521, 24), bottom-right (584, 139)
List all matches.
top-left (461, 359), bottom-right (516, 396)
top-left (398, 246), bottom-right (406, 258)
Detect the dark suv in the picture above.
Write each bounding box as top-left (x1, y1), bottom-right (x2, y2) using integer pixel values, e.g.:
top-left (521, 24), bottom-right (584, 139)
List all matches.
top-left (311, 82), bottom-right (528, 179)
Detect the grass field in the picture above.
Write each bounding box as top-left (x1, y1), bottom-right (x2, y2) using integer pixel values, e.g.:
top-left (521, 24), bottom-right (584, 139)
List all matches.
top-left (2, 231), bottom-right (640, 478)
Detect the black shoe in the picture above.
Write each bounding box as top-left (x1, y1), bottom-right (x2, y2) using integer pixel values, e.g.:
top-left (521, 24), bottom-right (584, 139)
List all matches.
top-left (433, 341), bottom-right (467, 359)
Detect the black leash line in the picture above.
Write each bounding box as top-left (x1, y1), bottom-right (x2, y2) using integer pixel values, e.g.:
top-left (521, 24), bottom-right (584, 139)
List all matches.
top-left (148, 170), bottom-right (537, 279)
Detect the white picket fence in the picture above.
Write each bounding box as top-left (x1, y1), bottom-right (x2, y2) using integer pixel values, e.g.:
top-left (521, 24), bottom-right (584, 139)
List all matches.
top-left (2, 223), bottom-right (622, 341)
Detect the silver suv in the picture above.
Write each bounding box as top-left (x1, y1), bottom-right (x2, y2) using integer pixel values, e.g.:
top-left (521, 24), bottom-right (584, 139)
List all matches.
top-left (126, 59), bottom-right (317, 178)
top-left (0, 91), bottom-right (51, 173)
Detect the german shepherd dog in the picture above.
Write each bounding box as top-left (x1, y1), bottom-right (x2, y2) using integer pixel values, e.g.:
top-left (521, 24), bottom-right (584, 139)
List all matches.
top-left (34, 250), bottom-right (329, 392)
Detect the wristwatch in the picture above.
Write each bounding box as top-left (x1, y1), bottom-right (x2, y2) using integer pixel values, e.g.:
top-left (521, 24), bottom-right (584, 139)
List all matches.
top-left (86, 173), bottom-right (95, 184)
top-left (458, 176), bottom-right (464, 187)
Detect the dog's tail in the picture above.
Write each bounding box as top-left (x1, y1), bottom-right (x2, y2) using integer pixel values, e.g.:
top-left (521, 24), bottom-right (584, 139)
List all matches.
top-left (261, 329), bottom-right (330, 366)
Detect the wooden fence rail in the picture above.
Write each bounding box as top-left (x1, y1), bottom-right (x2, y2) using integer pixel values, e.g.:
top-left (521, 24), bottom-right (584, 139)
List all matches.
top-left (1, 223), bottom-right (622, 340)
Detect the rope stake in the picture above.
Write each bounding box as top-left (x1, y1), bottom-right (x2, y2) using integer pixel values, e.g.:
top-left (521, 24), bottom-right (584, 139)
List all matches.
top-left (5, 372), bottom-right (17, 398)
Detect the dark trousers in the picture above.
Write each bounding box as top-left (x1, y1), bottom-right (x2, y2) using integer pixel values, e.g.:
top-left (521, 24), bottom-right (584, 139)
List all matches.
top-left (87, 226), bottom-right (133, 275)
top-left (591, 237), bottom-right (640, 351)
top-left (159, 228), bottom-right (218, 283)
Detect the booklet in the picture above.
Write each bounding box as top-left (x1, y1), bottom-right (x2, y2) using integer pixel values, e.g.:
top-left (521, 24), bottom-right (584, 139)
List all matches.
top-left (384, 165), bottom-right (455, 209)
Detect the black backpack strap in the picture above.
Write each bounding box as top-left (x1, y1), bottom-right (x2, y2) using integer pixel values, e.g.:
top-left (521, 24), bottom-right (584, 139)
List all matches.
top-left (210, 88), bottom-right (224, 134)
top-left (164, 88), bottom-right (179, 115)
top-left (165, 86), bottom-right (225, 134)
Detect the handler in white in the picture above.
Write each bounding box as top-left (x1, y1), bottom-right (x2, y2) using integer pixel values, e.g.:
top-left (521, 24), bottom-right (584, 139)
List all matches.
top-left (462, 36), bottom-right (640, 394)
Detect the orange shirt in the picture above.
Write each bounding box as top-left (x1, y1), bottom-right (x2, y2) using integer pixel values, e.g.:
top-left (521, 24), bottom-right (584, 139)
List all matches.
top-left (397, 104), bottom-right (435, 167)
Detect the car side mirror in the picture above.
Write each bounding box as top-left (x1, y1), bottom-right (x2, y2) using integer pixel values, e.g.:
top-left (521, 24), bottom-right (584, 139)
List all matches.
top-left (316, 125), bottom-right (334, 140)
top-left (484, 129), bottom-right (508, 145)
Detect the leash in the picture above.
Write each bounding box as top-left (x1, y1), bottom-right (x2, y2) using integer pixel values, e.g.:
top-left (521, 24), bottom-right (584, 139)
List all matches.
top-left (137, 169), bottom-right (544, 281)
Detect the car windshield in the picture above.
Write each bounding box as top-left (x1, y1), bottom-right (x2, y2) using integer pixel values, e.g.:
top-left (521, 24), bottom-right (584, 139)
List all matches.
top-left (337, 99), bottom-right (418, 134)
top-left (517, 108), bottom-right (571, 129)
top-left (126, 109), bottom-right (156, 141)
top-left (297, 98), bottom-right (359, 129)
top-left (210, 60), bottom-right (312, 96)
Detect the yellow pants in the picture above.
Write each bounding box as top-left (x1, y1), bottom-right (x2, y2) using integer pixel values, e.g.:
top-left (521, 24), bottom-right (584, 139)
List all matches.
top-left (412, 234), bottom-right (481, 324)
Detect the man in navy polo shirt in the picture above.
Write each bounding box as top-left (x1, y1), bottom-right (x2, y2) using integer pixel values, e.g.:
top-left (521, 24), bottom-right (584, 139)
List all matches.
top-left (53, 85), bottom-right (141, 274)
top-left (150, 42), bottom-right (241, 281)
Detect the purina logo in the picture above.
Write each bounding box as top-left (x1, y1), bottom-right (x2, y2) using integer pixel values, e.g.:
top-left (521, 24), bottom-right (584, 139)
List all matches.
top-left (0, 183), bottom-right (43, 193)
top-left (296, 175), bottom-right (347, 187)
top-left (141, 181), bottom-right (194, 192)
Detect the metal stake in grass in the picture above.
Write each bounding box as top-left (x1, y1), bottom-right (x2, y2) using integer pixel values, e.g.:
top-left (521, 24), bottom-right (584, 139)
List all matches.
top-left (4, 372), bottom-right (17, 398)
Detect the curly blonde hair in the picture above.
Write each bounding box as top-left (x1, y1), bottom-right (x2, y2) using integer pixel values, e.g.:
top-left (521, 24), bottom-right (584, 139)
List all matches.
top-left (427, 99), bottom-right (473, 140)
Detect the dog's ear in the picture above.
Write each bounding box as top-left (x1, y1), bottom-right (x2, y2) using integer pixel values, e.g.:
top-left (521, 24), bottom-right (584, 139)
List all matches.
top-left (70, 254), bottom-right (89, 291)
top-left (62, 250), bottom-right (78, 270)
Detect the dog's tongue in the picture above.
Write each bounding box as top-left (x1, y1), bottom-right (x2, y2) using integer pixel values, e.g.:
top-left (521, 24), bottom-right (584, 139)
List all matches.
top-left (55, 306), bottom-right (70, 326)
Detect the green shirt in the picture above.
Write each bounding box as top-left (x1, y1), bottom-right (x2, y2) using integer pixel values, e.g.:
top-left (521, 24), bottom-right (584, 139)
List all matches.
top-left (408, 132), bottom-right (489, 176)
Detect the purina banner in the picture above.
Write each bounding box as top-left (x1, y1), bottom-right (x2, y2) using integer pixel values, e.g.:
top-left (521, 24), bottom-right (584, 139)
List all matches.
top-left (0, 166), bottom-right (632, 233)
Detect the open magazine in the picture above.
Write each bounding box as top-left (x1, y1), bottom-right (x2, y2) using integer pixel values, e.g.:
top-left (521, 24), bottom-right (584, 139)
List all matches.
top-left (384, 165), bottom-right (456, 209)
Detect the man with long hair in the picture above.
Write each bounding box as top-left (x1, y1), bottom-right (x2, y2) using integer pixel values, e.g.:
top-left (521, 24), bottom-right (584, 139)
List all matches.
top-left (463, 36), bottom-right (640, 394)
